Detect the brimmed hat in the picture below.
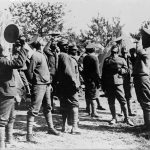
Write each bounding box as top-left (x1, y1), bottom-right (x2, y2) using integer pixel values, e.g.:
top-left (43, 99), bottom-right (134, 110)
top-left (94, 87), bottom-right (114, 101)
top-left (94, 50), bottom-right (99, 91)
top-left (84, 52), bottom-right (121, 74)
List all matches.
top-left (85, 43), bottom-right (96, 53)
top-left (49, 32), bottom-right (61, 37)
top-left (86, 43), bottom-right (95, 49)
top-left (141, 28), bottom-right (150, 49)
top-left (114, 36), bottom-right (122, 44)
top-left (61, 39), bottom-right (68, 46)
top-left (4, 24), bottom-right (19, 43)
top-left (72, 45), bottom-right (78, 50)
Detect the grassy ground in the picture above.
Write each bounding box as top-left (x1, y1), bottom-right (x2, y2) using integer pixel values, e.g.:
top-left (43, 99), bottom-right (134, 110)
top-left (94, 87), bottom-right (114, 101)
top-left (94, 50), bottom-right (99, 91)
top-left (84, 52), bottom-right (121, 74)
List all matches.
top-left (8, 89), bottom-right (150, 150)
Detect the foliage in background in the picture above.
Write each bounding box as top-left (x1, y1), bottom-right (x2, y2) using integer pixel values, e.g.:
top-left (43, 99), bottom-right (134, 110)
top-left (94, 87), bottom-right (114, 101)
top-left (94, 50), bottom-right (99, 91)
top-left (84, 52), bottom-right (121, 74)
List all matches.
top-left (9, 2), bottom-right (125, 49)
top-left (79, 15), bottom-right (124, 47)
top-left (9, 1), bottom-right (65, 40)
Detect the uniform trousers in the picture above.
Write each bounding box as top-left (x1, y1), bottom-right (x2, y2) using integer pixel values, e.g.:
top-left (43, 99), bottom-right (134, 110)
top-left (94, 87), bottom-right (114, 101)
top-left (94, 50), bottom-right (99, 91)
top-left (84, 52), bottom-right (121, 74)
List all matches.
top-left (27, 84), bottom-right (52, 117)
top-left (59, 93), bottom-right (79, 126)
top-left (106, 84), bottom-right (126, 107)
top-left (0, 97), bottom-right (15, 127)
top-left (133, 76), bottom-right (150, 111)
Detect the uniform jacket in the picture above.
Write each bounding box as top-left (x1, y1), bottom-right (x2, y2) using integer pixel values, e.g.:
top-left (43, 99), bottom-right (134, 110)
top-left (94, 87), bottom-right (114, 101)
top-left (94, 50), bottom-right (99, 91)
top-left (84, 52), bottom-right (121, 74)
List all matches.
top-left (83, 53), bottom-right (101, 88)
top-left (102, 55), bottom-right (128, 87)
top-left (0, 48), bottom-right (27, 98)
top-left (132, 48), bottom-right (150, 77)
top-left (119, 55), bottom-right (133, 83)
top-left (70, 55), bottom-right (80, 88)
top-left (28, 50), bottom-right (50, 85)
top-left (57, 52), bottom-right (79, 95)
top-left (43, 44), bottom-right (58, 76)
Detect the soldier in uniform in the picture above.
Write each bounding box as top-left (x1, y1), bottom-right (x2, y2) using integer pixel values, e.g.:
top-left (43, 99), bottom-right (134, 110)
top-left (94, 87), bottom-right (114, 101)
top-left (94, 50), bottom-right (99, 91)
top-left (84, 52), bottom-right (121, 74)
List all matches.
top-left (133, 28), bottom-right (150, 132)
top-left (0, 40), bottom-right (28, 149)
top-left (43, 38), bottom-right (59, 112)
top-left (26, 39), bottom-right (60, 142)
top-left (83, 43), bottom-right (101, 118)
top-left (57, 40), bottom-right (81, 134)
top-left (120, 47), bottom-right (136, 116)
top-left (101, 45), bottom-right (134, 126)
top-left (68, 43), bottom-right (81, 133)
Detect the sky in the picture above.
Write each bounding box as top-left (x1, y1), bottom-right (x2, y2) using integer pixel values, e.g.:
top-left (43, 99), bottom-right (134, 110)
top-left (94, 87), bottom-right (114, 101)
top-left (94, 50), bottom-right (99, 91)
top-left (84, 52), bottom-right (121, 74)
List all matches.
top-left (1, 0), bottom-right (150, 35)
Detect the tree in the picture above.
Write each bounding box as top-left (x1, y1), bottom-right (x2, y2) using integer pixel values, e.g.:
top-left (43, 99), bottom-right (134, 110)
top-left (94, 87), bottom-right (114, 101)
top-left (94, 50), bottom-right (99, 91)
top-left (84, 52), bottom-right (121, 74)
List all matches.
top-left (9, 1), bottom-right (65, 40)
top-left (80, 14), bottom-right (124, 47)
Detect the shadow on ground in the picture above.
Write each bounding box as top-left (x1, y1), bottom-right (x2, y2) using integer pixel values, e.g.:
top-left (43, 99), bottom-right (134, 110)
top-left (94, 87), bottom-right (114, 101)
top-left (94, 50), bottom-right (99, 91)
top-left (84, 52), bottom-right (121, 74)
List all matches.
top-left (13, 106), bottom-right (144, 139)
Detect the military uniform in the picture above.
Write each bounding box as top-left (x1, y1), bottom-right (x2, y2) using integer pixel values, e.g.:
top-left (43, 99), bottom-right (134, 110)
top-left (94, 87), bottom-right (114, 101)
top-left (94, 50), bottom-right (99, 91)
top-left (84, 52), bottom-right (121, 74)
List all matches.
top-left (132, 41), bottom-right (150, 130)
top-left (43, 41), bottom-right (59, 111)
top-left (57, 52), bottom-right (80, 107)
top-left (0, 46), bottom-right (28, 148)
top-left (101, 46), bottom-right (133, 125)
top-left (82, 43), bottom-right (101, 117)
top-left (83, 54), bottom-right (100, 100)
top-left (27, 43), bottom-right (59, 142)
top-left (57, 43), bottom-right (81, 133)
top-left (120, 53), bottom-right (135, 116)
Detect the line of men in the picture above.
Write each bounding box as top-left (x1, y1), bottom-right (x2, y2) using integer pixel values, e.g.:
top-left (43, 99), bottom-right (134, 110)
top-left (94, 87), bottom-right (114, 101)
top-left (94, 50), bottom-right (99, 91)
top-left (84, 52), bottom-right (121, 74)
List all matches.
top-left (0, 35), bottom-right (83, 149)
top-left (102, 27), bottom-right (150, 132)
top-left (1, 27), bottom-right (150, 149)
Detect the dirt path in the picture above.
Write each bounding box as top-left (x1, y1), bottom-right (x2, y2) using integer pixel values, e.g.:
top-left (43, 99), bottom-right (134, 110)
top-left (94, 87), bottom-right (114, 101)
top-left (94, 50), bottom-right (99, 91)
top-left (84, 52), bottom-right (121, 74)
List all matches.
top-left (8, 90), bottom-right (150, 150)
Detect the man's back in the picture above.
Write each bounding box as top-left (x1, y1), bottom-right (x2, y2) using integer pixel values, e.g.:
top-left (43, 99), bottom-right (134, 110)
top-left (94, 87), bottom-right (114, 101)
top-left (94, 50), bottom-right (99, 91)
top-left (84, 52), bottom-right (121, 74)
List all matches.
top-left (57, 52), bottom-right (78, 96)
top-left (28, 50), bottom-right (50, 85)
top-left (83, 54), bottom-right (100, 81)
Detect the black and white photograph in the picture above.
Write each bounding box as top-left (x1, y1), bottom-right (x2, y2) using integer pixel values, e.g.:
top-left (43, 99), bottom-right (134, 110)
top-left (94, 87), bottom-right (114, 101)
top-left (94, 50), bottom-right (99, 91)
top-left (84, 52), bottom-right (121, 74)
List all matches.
top-left (0, 0), bottom-right (150, 149)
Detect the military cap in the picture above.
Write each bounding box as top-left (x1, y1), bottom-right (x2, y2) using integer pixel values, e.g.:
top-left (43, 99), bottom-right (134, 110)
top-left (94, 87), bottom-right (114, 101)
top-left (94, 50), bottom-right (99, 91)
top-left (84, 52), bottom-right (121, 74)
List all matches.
top-left (72, 45), bottom-right (78, 50)
top-left (61, 39), bottom-right (68, 45)
top-left (86, 43), bottom-right (96, 49)
top-left (114, 36), bottom-right (122, 44)
top-left (49, 31), bottom-right (61, 37)
top-left (141, 28), bottom-right (150, 49)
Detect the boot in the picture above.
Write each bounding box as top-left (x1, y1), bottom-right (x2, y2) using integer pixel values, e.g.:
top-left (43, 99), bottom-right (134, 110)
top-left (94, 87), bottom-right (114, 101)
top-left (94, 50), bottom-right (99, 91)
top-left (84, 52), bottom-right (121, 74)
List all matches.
top-left (96, 98), bottom-right (105, 110)
top-left (109, 105), bottom-right (117, 125)
top-left (71, 107), bottom-right (81, 135)
top-left (0, 127), bottom-right (5, 149)
top-left (121, 104), bottom-right (128, 119)
top-left (26, 115), bottom-right (35, 142)
top-left (122, 104), bottom-right (134, 126)
top-left (138, 111), bottom-right (150, 138)
top-left (44, 112), bottom-right (60, 135)
top-left (85, 98), bottom-right (90, 114)
top-left (118, 110), bottom-right (123, 117)
top-left (51, 93), bottom-right (54, 113)
top-left (5, 118), bottom-right (15, 144)
top-left (91, 100), bottom-right (99, 118)
top-left (143, 110), bottom-right (150, 131)
top-left (127, 100), bottom-right (136, 116)
top-left (62, 111), bottom-right (69, 132)
top-left (143, 110), bottom-right (148, 128)
top-left (67, 110), bottom-right (72, 126)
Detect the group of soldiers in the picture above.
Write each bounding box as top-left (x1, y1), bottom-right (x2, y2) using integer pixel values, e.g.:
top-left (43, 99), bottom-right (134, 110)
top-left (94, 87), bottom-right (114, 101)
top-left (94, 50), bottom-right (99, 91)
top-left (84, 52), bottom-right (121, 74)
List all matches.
top-left (0, 26), bottom-right (150, 149)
